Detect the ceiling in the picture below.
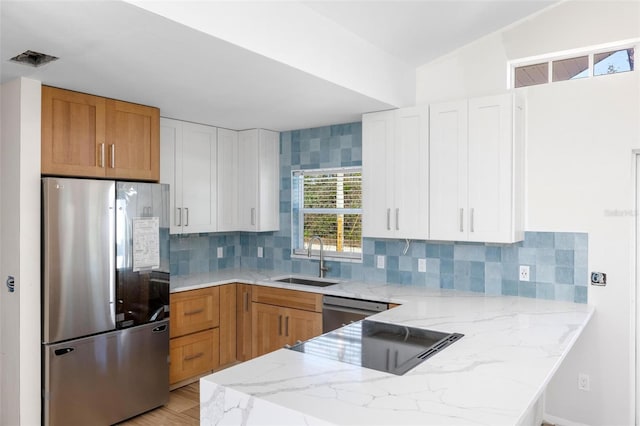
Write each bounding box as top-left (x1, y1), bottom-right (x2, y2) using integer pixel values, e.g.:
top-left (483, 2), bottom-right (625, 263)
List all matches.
top-left (0, 0), bottom-right (556, 131)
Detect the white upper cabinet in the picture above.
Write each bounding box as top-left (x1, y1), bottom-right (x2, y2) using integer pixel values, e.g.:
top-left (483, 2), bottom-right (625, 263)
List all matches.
top-left (237, 129), bottom-right (280, 232)
top-left (160, 118), bottom-right (217, 234)
top-left (362, 106), bottom-right (429, 239)
top-left (429, 93), bottom-right (524, 243)
top-left (217, 128), bottom-right (239, 232)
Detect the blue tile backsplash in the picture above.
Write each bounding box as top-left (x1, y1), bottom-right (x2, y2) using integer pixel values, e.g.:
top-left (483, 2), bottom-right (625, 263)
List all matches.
top-left (170, 121), bottom-right (588, 304)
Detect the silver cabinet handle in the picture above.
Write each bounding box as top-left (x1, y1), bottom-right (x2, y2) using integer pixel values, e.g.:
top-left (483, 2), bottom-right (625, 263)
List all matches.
top-left (278, 315), bottom-right (282, 336)
top-left (251, 208), bottom-right (256, 226)
top-left (395, 208), bottom-right (399, 230)
top-left (386, 208), bottom-right (391, 230)
top-left (110, 144), bottom-right (115, 168)
top-left (99, 143), bottom-right (105, 168)
top-left (176, 208), bottom-right (182, 226)
top-left (470, 208), bottom-right (475, 233)
top-left (285, 316), bottom-right (289, 337)
top-left (459, 208), bottom-right (464, 232)
top-left (185, 208), bottom-right (189, 226)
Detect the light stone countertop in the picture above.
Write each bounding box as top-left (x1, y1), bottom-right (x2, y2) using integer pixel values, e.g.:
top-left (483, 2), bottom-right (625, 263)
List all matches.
top-left (172, 268), bottom-right (594, 426)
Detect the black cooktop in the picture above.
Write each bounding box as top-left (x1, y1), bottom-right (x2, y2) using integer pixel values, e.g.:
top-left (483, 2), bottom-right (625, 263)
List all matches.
top-left (289, 320), bottom-right (463, 375)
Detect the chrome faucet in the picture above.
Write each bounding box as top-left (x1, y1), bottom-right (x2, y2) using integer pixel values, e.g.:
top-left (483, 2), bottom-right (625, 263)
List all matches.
top-left (307, 235), bottom-right (328, 278)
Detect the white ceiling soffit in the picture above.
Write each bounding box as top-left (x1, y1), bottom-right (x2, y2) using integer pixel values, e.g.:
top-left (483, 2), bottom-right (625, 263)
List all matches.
top-left (124, 0), bottom-right (417, 108)
top-left (0, 0), bottom-right (397, 131)
top-left (1, 0), bottom-right (557, 131)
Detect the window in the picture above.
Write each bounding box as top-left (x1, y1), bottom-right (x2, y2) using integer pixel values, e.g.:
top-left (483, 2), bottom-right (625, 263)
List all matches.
top-left (512, 44), bottom-right (635, 88)
top-left (291, 167), bottom-right (362, 260)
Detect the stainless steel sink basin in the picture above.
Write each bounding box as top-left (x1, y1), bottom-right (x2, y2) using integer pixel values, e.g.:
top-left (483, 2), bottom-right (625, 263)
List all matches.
top-left (272, 276), bottom-right (338, 287)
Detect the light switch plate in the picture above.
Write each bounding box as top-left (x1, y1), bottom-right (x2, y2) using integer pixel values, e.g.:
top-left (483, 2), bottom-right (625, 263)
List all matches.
top-left (376, 255), bottom-right (385, 269)
top-left (257, 247), bottom-right (264, 258)
top-left (217, 247), bottom-right (224, 258)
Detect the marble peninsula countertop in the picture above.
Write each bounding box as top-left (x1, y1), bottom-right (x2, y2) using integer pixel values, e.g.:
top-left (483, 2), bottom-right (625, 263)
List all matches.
top-left (172, 269), bottom-right (594, 426)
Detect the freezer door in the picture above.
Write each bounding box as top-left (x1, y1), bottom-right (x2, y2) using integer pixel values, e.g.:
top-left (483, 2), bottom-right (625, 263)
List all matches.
top-left (43, 320), bottom-right (169, 426)
top-left (115, 182), bottom-right (170, 328)
top-left (42, 178), bottom-right (116, 343)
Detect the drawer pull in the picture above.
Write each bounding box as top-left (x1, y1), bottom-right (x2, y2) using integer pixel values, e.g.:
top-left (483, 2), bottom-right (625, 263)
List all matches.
top-left (183, 352), bottom-right (204, 361)
top-left (184, 308), bottom-right (204, 316)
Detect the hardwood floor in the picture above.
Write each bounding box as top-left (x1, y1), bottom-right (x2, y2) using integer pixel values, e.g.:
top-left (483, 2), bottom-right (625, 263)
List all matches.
top-left (118, 382), bottom-right (200, 425)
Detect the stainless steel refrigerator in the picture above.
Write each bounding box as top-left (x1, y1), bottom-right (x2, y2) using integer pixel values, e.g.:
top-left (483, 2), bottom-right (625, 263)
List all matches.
top-left (42, 177), bottom-right (170, 426)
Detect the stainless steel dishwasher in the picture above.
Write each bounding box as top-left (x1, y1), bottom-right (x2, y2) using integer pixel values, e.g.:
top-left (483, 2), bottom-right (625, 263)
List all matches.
top-left (322, 295), bottom-right (388, 333)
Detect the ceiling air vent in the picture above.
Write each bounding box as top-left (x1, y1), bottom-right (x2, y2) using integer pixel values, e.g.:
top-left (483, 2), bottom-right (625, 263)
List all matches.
top-left (10, 50), bottom-right (58, 67)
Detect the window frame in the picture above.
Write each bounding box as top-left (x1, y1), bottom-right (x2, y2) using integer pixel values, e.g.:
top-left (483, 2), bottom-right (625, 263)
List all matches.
top-left (290, 166), bottom-right (363, 263)
top-left (509, 40), bottom-right (637, 89)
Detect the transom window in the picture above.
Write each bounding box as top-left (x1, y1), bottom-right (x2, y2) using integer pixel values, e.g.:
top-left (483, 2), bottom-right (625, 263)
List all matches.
top-left (291, 167), bottom-right (362, 260)
top-left (512, 44), bottom-right (635, 88)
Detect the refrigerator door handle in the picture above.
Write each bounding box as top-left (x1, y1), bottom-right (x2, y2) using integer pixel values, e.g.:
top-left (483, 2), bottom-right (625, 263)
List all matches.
top-left (54, 347), bottom-right (75, 356)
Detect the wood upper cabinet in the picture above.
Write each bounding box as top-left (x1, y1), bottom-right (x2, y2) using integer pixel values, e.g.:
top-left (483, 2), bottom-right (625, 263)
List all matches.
top-left (251, 286), bottom-right (322, 358)
top-left (105, 99), bottom-right (159, 181)
top-left (41, 86), bottom-right (106, 177)
top-left (41, 86), bottom-right (160, 181)
top-left (429, 93), bottom-right (524, 243)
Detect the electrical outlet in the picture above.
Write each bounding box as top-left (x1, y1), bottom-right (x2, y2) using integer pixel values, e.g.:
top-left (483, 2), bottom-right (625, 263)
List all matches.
top-left (578, 373), bottom-right (590, 391)
top-left (591, 272), bottom-right (606, 286)
top-left (257, 247), bottom-right (264, 258)
top-left (519, 265), bottom-right (530, 282)
top-left (418, 258), bottom-right (427, 273)
top-left (217, 247), bottom-right (224, 258)
top-left (376, 255), bottom-right (385, 269)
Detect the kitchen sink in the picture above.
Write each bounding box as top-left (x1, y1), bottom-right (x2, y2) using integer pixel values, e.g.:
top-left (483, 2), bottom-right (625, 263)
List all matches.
top-left (272, 275), bottom-right (338, 287)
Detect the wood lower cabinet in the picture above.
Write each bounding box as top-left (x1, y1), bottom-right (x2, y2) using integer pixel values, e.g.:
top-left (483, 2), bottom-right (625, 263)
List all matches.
top-left (251, 286), bottom-right (322, 358)
top-left (41, 85), bottom-right (159, 181)
top-left (169, 328), bottom-right (220, 384)
top-left (219, 284), bottom-right (237, 367)
top-left (169, 287), bottom-right (220, 387)
top-left (236, 284), bottom-right (252, 362)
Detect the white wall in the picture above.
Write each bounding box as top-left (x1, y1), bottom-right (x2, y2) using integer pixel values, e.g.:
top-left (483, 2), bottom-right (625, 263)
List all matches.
top-left (0, 77), bottom-right (42, 426)
top-left (416, 1), bottom-right (640, 424)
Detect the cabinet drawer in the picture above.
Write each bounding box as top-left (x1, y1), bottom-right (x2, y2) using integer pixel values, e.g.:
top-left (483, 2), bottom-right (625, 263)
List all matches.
top-left (169, 328), bottom-right (219, 384)
top-left (251, 286), bottom-right (322, 312)
top-left (170, 287), bottom-right (220, 338)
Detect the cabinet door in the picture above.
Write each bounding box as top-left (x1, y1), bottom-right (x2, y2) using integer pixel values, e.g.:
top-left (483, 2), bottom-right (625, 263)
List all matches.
top-left (237, 130), bottom-right (259, 231)
top-left (217, 128), bottom-right (239, 231)
top-left (236, 284), bottom-right (252, 361)
top-left (219, 284), bottom-right (237, 367)
top-left (284, 308), bottom-right (322, 346)
top-left (41, 86), bottom-right (106, 177)
top-left (170, 287), bottom-right (220, 338)
top-left (257, 129), bottom-right (280, 231)
top-left (394, 106), bottom-right (429, 239)
top-left (105, 100), bottom-right (159, 181)
top-left (181, 122), bottom-right (217, 233)
top-left (169, 328), bottom-right (219, 384)
top-left (362, 110), bottom-right (394, 238)
top-left (251, 302), bottom-right (286, 358)
top-left (160, 118), bottom-right (183, 234)
top-left (429, 100), bottom-right (468, 241)
top-left (237, 129), bottom-right (278, 231)
top-left (467, 95), bottom-right (513, 242)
